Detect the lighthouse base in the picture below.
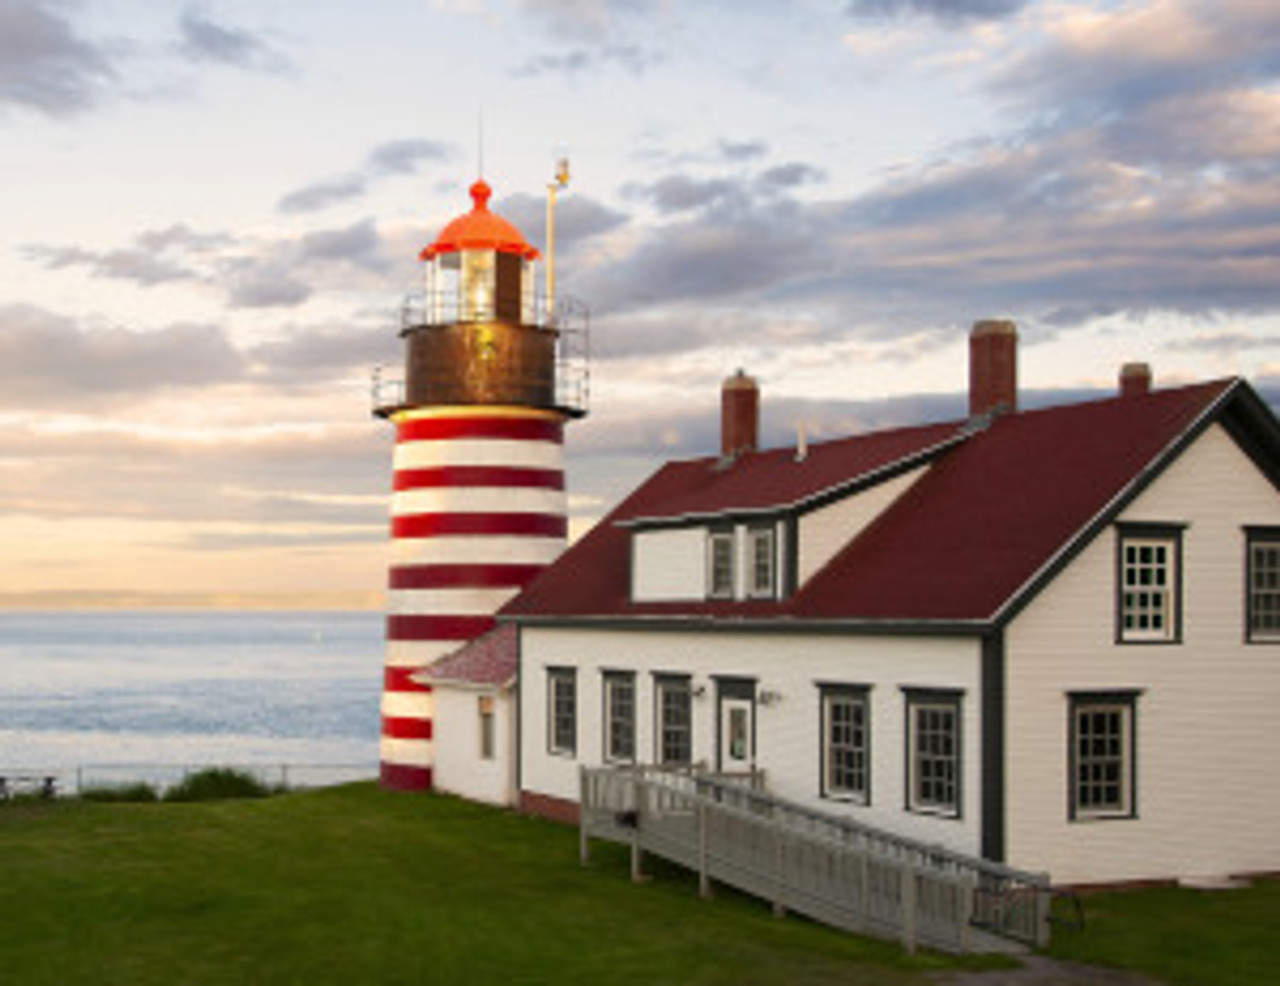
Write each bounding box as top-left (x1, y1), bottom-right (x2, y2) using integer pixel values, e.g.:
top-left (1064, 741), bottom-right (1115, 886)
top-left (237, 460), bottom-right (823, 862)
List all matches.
top-left (380, 762), bottom-right (433, 792)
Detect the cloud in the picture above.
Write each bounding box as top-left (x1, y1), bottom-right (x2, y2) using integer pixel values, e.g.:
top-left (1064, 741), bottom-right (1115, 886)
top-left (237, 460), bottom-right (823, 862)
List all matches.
top-left (224, 261), bottom-right (314, 309)
top-left (0, 305), bottom-right (246, 408)
top-left (0, 417), bottom-right (390, 533)
top-left (278, 138), bottom-right (455, 214)
top-left (625, 175), bottom-right (741, 215)
top-left (0, 0), bottom-right (116, 115)
top-left (248, 323), bottom-right (400, 381)
top-left (25, 223), bottom-right (233, 287)
top-left (512, 42), bottom-right (661, 78)
top-left (845, 0), bottom-right (1029, 24)
top-left (277, 175), bottom-right (368, 215)
top-left (177, 8), bottom-right (291, 73)
top-left (26, 218), bottom-right (398, 310)
top-left (718, 139), bottom-right (768, 163)
top-left (513, 0), bottom-right (660, 42)
top-left (498, 192), bottom-right (630, 253)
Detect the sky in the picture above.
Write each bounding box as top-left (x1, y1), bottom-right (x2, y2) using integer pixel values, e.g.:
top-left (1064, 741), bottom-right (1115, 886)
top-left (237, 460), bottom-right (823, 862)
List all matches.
top-left (1, 0), bottom-right (1279, 607)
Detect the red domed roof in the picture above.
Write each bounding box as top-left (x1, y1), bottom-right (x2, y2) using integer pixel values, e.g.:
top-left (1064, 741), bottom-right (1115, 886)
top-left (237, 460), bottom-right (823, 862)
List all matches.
top-left (419, 180), bottom-right (540, 262)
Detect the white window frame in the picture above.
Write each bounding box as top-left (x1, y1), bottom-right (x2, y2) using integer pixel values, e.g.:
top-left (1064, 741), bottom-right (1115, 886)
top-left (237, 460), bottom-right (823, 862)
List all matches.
top-left (547, 667), bottom-right (576, 756)
top-left (821, 686), bottom-right (870, 803)
top-left (747, 526), bottom-right (776, 599)
top-left (707, 529), bottom-right (735, 599)
top-left (1070, 693), bottom-right (1138, 821)
top-left (1117, 526), bottom-right (1182, 643)
top-left (905, 690), bottom-right (962, 819)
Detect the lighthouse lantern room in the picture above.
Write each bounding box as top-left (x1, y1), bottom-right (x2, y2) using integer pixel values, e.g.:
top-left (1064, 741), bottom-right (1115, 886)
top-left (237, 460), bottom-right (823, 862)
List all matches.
top-left (375, 177), bottom-right (587, 792)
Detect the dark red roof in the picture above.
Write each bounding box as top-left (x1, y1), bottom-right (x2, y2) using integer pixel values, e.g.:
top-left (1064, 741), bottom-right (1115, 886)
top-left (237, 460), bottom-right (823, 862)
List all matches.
top-left (505, 379), bottom-right (1254, 626)
top-left (419, 624), bottom-right (517, 687)
top-left (622, 419), bottom-right (965, 522)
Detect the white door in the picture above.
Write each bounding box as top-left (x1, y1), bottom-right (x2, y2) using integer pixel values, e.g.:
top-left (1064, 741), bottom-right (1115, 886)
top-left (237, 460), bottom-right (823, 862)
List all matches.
top-left (719, 697), bottom-right (755, 773)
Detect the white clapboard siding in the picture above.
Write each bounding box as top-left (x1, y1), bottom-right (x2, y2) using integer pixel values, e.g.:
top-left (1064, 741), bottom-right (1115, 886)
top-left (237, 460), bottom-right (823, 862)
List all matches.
top-left (519, 625), bottom-right (984, 858)
top-left (1005, 424), bottom-right (1280, 884)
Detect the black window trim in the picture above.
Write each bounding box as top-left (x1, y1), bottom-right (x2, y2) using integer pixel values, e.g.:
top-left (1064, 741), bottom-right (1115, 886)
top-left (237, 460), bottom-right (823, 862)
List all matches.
top-left (546, 666), bottom-right (577, 757)
top-left (1067, 689), bottom-right (1141, 822)
top-left (1115, 522), bottom-right (1186, 645)
top-left (819, 682), bottom-right (872, 805)
top-left (653, 672), bottom-right (694, 766)
top-left (902, 686), bottom-right (964, 820)
top-left (1244, 526), bottom-right (1280, 644)
top-left (601, 670), bottom-right (637, 764)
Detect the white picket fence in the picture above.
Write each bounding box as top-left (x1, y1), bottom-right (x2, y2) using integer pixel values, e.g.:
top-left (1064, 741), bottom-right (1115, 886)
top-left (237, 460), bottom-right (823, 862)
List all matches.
top-left (579, 766), bottom-right (1051, 955)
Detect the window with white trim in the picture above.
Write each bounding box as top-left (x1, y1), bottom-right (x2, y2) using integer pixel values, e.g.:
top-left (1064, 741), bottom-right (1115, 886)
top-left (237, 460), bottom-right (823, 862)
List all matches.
top-left (603, 672), bottom-right (636, 763)
top-left (747, 526), bottom-right (775, 598)
top-left (1247, 528), bottom-right (1280, 642)
top-left (1070, 692), bottom-right (1138, 820)
top-left (707, 530), bottom-right (734, 599)
top-left (1118, 526), bottom-right (1182, 643)
top-left (905, 690), bottom-right (961, 818)
top-left (821, 685), bottom-right (870, 802)
top-left (547, 667), bottom-right (576, 756)
top-left (655, 675), bottom-right (693, 766)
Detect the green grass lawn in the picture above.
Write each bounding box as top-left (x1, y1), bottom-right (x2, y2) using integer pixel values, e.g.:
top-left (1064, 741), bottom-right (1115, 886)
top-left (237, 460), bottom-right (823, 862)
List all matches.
top-left (1, 784), bottom-right (1275, 985)
top-left (0, 783), bottom-right (992, 986)
top-left (1045, 878), bottom-right (1280, 986)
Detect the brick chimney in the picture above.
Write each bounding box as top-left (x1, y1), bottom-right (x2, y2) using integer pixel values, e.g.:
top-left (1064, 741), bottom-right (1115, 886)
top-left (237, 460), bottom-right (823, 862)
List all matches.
top-left (969, 319), bottom-right (1018, 418)
top-left (721, 369), bottom-right (759, 458)
top-left (1120, 362), bottom-right (1152, 398)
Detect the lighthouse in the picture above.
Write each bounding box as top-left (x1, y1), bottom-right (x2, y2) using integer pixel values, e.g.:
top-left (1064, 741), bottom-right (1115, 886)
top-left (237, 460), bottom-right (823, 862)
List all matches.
top-left (375, 177), bottom-right (587, 791)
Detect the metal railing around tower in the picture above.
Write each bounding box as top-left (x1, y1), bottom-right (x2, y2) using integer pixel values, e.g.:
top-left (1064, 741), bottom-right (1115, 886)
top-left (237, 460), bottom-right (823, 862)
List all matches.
top-left (372, 292), bottom-right (589, 418)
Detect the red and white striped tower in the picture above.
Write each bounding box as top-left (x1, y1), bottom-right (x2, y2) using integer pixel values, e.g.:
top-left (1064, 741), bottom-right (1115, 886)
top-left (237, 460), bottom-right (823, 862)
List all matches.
top-left (375, 177), bottom-right (586, 791)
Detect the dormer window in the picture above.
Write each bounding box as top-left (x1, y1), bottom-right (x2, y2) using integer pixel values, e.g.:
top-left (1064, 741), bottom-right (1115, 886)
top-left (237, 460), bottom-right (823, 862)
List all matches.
top-left (708, 530), bottom-right (734, 599)
top-left (747, 526), bottom-right (775, 598)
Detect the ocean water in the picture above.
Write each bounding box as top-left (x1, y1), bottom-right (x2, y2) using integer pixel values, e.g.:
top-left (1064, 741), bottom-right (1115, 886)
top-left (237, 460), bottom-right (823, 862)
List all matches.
top-left (0, 610), bottom-right (383, 791)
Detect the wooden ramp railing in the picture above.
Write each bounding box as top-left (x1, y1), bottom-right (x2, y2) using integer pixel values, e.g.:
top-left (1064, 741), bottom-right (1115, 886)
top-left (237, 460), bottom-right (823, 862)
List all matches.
top-left (579, 766), bottom-right (1051, 955)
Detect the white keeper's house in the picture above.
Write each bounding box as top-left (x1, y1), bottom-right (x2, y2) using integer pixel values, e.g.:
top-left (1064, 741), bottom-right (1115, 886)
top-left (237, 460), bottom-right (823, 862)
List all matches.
top-left (427, 319), bottom-right (1280, 887)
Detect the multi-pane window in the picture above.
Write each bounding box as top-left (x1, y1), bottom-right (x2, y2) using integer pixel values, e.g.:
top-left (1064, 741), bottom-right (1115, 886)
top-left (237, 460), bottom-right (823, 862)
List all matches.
top-left (906, 690), bottom-right (961, 818)
top-left (822, 686), bottom-right (870, 802)
top-left (478, 694), bottom-right (495, 761)
top-left (708, 531), bottom-right (734, 599)
top-left (655, 675), bottom-right (693, 765)
top-left (1118, 526), bottom-right (1182, 642)
top-left (1070, 693), bottom-right (1137, 820)
top-left (603, 672), bottom-right (636, 763)
top-left (1247, 529), bottom-right (1280, 641)
top-left (547, 668), bottom-right (576, 756)
top-left (747, 527), bottom-right (775, 598)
